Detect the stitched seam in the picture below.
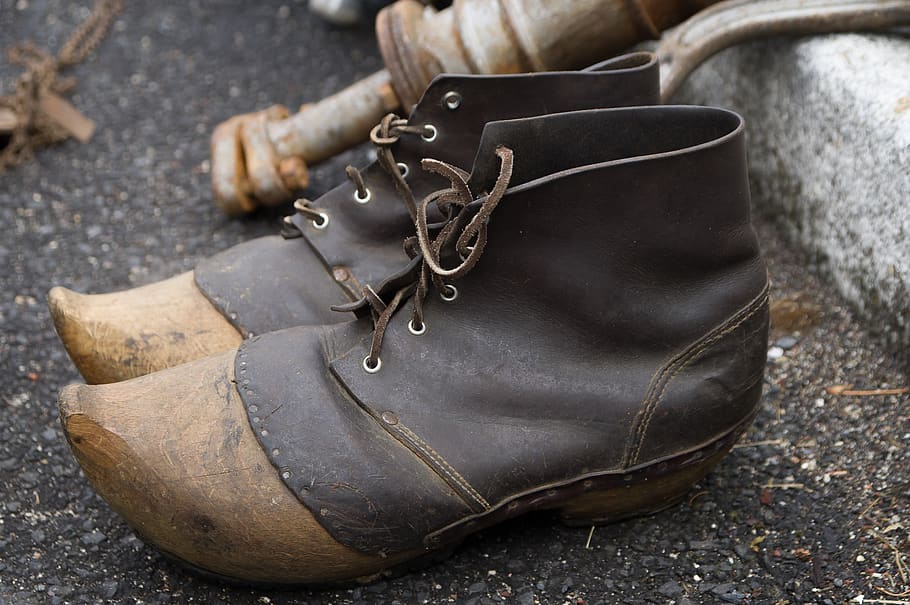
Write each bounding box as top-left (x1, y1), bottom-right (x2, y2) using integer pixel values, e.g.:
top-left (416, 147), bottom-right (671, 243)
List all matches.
top-left (624, 283), bottom-right (770, 467)
top-left (621, 291), bottom-right (760, 467)
top-left (630, 285), bottom-right (769, 465)
top-left (393, 423), bottom-right (490, 510)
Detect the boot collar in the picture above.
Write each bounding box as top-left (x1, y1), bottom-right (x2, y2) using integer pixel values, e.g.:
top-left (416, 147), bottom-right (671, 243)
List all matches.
top-left (468, 105), bottom-right (744, 193)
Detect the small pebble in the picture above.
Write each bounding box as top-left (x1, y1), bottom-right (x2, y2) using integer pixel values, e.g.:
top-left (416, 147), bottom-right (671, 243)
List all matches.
top-left (658, 580), bottom-right (683, 597)
top-left (767, 346), bottom-right (784, 359)
top-left (81, 531), bottom-right (106, 546)
top-left (516, 590), bottom-right (535, 605)
top-left (776, 335), bottom-right (799, 349)
top-left (468, 581), bottom-right (487, 595)
top-left (101, 580), bottom-right (119, 598)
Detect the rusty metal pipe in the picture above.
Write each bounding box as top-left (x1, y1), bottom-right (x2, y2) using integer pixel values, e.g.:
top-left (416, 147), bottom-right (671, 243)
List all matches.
top-left (210, 72), bottom-right (400, 215)
top-left (267, 69), bottom-right (399, 160)
top-left (658, 0), bottom-right (910, 101)
top-left (376, 0), bottom-right (677, 106)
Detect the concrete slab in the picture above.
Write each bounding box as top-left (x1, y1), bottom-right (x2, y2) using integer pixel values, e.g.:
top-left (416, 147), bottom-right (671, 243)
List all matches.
top-left (676, 33), bottom-right (910, 353)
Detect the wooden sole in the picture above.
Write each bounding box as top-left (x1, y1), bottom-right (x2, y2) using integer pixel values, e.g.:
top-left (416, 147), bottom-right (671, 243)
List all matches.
top-left (558, 435), bottom-right (739, 525)
top-left (158, 438), bottom-right (738, 589)
top-left (49, 271), bottom-right (242, 384)
top-left (58, 349), bottom-right (751, 586)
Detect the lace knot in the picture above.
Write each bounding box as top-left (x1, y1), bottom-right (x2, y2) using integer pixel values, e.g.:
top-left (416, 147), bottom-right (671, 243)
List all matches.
top-left (354, 146), bottom-right (515, 371)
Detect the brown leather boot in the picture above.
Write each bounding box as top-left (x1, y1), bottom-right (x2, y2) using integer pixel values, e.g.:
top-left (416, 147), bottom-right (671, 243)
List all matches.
top-left (48, 52), bottom-right (659, 384)
top-left (59, 104), bottom-right (769, 585)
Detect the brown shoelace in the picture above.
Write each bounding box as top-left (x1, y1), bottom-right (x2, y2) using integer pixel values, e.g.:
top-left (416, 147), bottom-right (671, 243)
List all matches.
top-left (292, 113), bottom-right (434, 228)
top-left (341, 145), bottom-right (514, 372)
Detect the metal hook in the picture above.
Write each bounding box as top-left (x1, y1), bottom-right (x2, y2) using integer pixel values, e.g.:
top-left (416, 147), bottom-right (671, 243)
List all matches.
top-left (658, 0), bottom-right (910, 101)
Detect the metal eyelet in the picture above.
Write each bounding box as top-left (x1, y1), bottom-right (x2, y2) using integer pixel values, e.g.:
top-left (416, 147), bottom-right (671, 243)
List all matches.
top-left (443, 91), bottom-right (462, 110)
top-left (422, 124), bottom-right (438, 142)
top-left (312, 212), bottom-right (330, 229)
top-left (407, 319), bottom-right (426, 335)
top-left (362, 355), bottom-right (382, 373)
top-left (458, 243), bottom-right (476, 261)
top-left (354, 187), bottom-right (372, 204)
top-left (440, 284), bottom-right (458, 302)
top-left (397, 162), bottom-right (409, 178)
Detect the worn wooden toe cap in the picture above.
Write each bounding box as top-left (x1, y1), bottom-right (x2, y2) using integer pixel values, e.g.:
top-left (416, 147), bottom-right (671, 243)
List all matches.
top-left (49, 272), bottom-right (243, 385)
top-left (57, 351), bottom-right (399, 585)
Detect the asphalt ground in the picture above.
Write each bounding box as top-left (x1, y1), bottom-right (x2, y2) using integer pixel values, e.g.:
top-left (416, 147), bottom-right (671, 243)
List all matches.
top-left (0, 1), bottom-right (907, 603)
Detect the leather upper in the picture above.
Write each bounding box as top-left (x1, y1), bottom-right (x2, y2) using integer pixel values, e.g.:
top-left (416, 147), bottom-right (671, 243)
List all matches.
top-left (195, 53), bottom-right (660, 337)
top-left (238, 106), bottom-right (770, 555)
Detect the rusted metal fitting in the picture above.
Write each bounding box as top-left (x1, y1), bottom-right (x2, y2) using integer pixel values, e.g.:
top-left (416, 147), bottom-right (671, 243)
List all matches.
top-left (377, 0), bottom-right (711, 107)
top-left (211, 104), bottom-right (307, 216)
top-left (211, 71), bottom-right (400, 215)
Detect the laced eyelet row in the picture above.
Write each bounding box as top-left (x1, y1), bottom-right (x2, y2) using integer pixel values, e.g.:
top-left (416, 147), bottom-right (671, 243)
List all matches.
top-left (354, 188), bottom-right (371, 204)
top-left (443, 91), bottom-right (462, 111)
top-left (362, 285), bottom-right (458, 374)
top-left (361, 283), bottom-right (458, 373)
top-left (311, 212), bottom-right (329, 229)
top-left (353, 146), bottom-right (513, 377)
top-left (357, 168), bottom-right (421, 205)
top-left (362, 355), bottom-right (382, 373)
top-left (407, 319), bottom-right (426, 335)
top-left (440, 284), bottom-right (458, 302)
top-left (288, 198), bottom-right (331, 233)
top-left (348, 119), bottom-right (437, 208)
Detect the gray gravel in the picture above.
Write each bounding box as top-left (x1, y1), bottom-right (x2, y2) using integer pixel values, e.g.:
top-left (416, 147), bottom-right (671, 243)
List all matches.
top-left (1, 1), bottom-right (908, 603)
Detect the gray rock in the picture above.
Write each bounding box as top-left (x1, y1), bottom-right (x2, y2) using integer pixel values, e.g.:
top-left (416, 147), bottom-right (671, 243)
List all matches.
top-left (101, 581), bottom-right (118, 598)
top-left (515, 589), bottom-right (535, 605)
top-left (658, 580), bottom-right (683, 597)
top-left (678, 34), bottom-right (910, 352)
top-left (775, 335), bottom-right (799, 350)
top-left (80, 531), bottom-right (106, 545)
top-left (711, 583), bottom-right (736, 595)
top-left (468, 581), bottom-right (487, 595)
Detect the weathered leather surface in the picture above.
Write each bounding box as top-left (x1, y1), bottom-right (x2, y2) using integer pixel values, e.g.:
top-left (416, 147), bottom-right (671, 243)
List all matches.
top-left (239, 106), bottom-right (770, 555)
top-left (196, 52), bottom-right (660, 336)
top-left (236, 323), bottom-right (475, 555)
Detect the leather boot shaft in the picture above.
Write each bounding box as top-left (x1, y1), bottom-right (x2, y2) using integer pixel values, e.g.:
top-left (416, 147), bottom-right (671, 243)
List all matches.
top-left (238, 105), bottom-right (770, 555)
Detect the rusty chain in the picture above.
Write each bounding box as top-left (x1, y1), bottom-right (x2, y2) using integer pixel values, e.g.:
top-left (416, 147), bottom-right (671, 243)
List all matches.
top-left (0, 0), bottom-right (123, 173)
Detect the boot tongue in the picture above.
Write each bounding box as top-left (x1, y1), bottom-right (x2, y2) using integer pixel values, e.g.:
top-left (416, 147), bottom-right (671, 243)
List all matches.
top-left (466, 110), bottom-right (605, 194)
top-left (466, 116), bottom-right (550, 195)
